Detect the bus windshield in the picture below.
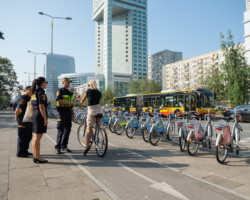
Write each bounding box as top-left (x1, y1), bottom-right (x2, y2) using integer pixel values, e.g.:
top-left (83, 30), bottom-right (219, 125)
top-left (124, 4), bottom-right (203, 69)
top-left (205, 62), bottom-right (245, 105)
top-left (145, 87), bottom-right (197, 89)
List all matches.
top-left (203, 91), bottom-right (214, 107)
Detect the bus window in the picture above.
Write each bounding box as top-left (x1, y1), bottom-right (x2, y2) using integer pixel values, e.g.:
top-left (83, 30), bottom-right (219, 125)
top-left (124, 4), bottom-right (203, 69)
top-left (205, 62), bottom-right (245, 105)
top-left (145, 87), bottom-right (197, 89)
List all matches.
top-left (160, 96), bottom-right (165, 107)
top-left (152, 98), bottom-right (156, 108)
top-left (174, 95), bottom-right (184, 107)
top-left (114, 99), bottom-right (119, 107)
top-left (191, 95), bottom-right (196, 111)
top-left (185, 95), bottom-right (190, 111)
top-left (165, 96), bottom-right (173, 107)
top-left (130, 98), bottom-right (136, 107)
top-left (156, 97), bottom-right (160, 108)
top-left (144, 97), bottom-right (151, 107)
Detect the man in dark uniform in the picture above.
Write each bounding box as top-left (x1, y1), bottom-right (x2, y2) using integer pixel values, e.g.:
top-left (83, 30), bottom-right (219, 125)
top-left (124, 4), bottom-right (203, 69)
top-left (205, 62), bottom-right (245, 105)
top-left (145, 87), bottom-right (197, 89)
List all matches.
top-left (55, 78), bottom-right (75, 154)
top-left (15, 86), bottom-right (33, 157)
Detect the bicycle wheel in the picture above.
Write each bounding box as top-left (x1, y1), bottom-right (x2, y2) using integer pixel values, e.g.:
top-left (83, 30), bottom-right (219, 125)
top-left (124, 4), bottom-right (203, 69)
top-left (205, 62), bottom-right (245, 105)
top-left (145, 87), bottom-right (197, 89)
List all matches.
top-left (95, 128), bottom-right (108, 157)
top-left (101, 121), bottom-right (109, 129)
top-left (126, 124), bottom-right (136, 139)
top-left (114, 123), bottom-right (125, 135)
top-left (166, 122), bottom-right (175, 140)
top-left (149, 129), bottom-right (161, 146)
top-left (142, 127), bottom-right (150, 143)
top-left (215, 145), bottom-right (228, 164)
top-left (187, 138), bottom-right (199, 156)
top-left (109, 120), bottom-right (115, 133)
top-left (77, 124), bottom-right (87, 147)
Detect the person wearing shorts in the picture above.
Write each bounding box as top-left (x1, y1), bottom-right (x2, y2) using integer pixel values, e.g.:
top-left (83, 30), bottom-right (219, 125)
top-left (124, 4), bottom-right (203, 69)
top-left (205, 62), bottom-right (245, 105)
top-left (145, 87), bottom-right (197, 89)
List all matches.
top-left (79, 80), bottom-right (103, 156)
top-left (31, 77), bottom-right (48, 163)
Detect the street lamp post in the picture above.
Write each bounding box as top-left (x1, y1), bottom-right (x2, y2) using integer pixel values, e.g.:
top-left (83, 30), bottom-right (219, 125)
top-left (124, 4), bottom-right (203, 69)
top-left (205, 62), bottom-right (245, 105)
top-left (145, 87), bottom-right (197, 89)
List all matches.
top-left (24, 72), bottom-right (35, 85)
top-left (27, 51), bottom-right (46, 80)
top-left (38, 12), bottom-right (72, 100)
top-left (38, 12), bottom-right (72, 55)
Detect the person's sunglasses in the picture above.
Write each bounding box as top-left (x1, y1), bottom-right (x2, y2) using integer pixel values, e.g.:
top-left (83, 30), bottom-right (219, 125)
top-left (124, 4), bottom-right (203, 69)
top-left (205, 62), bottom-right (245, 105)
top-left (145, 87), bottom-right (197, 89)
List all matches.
top-left (88, 84), bottom-right (90, 86)
top-left (45, 81), bottom-right (48, 84)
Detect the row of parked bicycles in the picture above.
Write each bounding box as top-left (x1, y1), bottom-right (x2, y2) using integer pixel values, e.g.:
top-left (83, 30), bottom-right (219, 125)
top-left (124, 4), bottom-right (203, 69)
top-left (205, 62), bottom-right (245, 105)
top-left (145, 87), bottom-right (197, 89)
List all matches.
top-left (63, 106), bottom-right (244, 163)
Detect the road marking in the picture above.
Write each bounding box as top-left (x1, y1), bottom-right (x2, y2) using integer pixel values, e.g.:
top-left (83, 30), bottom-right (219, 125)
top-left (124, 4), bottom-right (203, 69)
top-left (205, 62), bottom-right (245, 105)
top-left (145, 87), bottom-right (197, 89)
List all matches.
top-left (118, 163), bottom-right (189, 200)
top-left (110, 143), bottom-right (250, 200)
top-left (44, 134), bottom-right (121, 200)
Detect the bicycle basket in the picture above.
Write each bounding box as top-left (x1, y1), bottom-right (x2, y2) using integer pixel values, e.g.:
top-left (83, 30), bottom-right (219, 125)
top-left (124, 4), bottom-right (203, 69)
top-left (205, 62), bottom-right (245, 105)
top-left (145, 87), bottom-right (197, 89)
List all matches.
top-left (156, 121), bottom-right (165, 133)
top-left (102, 114), bottom-right (109, 123)
top-left (130, 118), bottom-right (139, 128)
top-left (194, 124), bottom-right (204, 140)
top-left (118, 116), bottom-right (127, 126)
top-left (223, 126), bottom-right (232, 145)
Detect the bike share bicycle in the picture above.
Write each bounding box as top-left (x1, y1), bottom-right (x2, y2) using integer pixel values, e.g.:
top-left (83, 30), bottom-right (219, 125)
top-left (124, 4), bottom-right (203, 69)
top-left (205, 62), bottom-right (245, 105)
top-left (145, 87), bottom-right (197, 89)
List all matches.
top-left (215, 109), bottom-right (243, 164)
top-left (125, 109), bottom-right (149, 139)
top-left (77, 113), bottom-right (108, 157)
top-left (177, 111), bottom-right (197, 151)
top-left (148, 109), bottom-right (176, 146)
top-left (186, 109), bottom-right (214, 156)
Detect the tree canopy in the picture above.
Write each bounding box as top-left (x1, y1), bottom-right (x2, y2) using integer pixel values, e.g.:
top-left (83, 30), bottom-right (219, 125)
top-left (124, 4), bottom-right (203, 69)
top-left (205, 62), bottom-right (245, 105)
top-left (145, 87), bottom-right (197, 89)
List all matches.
top-left (0, 57), bottom-right (23, 105)
top-left (202, 30), bottom-right (250, 106)
top-left (129, 79), bottom-right (161, 94)
top-left (0, 31), bottom-right (4, 40)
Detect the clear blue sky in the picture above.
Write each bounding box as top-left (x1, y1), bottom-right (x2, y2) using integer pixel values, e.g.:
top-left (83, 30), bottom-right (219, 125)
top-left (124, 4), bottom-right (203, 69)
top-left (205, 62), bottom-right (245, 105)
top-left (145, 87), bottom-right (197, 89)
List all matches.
top-left (0, 0), bottom-right (246, 87)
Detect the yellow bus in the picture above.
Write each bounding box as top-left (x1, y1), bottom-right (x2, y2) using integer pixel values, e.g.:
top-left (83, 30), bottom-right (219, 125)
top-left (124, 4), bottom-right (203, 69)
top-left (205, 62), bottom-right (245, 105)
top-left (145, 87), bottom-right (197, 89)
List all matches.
top-left (113, 88), bottom-right (216, 118)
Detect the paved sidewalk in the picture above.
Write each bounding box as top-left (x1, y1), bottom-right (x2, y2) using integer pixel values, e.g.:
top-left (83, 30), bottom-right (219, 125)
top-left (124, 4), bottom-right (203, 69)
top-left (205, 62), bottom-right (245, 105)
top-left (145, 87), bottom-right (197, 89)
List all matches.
top-left (0, 115), bottom-right (112, 200)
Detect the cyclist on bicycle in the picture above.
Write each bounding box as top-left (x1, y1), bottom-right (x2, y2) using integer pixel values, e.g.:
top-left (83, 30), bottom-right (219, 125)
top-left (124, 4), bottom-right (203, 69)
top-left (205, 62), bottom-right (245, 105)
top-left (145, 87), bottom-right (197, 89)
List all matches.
top-left (79, 80), bottom-right (103, 156)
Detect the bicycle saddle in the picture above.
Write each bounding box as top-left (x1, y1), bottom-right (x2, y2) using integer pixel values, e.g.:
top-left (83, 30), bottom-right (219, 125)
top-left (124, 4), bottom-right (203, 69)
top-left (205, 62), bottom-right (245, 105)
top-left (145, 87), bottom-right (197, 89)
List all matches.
top-left (95, 114), bottom-right (103, 119)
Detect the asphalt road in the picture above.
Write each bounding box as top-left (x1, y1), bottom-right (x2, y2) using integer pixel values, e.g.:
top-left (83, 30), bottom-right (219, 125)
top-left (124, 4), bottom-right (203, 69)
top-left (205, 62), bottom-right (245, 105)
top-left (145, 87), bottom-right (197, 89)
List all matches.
top-left (1, 111), bottom-right (250, 200)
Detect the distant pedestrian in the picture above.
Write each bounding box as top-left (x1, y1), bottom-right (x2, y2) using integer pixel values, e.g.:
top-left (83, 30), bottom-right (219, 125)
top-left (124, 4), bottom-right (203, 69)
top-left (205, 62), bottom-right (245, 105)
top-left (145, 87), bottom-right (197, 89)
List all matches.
top-left (55, 78), bottom-right (75, 154)
top-left (31, 77), bottom-right (48, 163)
top-left (9, 102), bottom-right (13, 112)
top-left (15, 86), bottom-right (33, 157)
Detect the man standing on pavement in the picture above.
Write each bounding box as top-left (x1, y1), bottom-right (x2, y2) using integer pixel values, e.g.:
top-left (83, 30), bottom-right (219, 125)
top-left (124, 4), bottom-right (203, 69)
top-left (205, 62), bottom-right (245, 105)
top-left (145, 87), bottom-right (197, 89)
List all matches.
top-left (55, 78), bottom-right (75, 154)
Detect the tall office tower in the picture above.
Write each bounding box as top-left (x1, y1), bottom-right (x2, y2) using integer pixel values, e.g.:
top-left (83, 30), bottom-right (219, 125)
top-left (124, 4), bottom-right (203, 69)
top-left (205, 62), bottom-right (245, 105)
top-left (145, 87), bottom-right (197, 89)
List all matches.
top-left (46, 54), bottom-right (75, 100)
top-left (244, 0), bottom-right (250, 65)
top-left (93, 0), bottom-right (148, 96)
top-left (148, 49), bottom-right (182, 88)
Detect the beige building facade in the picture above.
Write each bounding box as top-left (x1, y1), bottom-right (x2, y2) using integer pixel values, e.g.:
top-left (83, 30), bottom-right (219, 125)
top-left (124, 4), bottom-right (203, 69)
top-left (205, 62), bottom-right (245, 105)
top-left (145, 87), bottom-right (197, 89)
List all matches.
top-left (162, 49), bottom-right (225, 91)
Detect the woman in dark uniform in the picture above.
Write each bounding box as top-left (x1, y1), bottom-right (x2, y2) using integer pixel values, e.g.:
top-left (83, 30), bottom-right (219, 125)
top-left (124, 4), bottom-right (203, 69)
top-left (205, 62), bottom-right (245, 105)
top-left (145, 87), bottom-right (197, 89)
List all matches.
top-left (30, 77), bottom-right (48, 163)
top-left (15, 86), bottom-right (33, 157)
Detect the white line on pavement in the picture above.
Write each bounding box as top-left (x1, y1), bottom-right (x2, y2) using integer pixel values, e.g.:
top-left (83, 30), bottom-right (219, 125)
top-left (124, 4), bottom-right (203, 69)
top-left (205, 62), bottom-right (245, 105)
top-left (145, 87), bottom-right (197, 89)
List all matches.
top-left (118, 163), bottom-right (189, 200)
top-left (44, 134), bottom-right (121, 200)
top-left (110, 143), bottom-right (250, 200)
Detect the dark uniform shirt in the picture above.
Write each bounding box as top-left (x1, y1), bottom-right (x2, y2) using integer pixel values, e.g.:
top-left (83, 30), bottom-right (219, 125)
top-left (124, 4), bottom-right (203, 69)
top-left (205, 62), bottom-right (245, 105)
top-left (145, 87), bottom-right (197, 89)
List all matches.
top-left (85, 89), bottom-right (102, 106)
top-left (31, 87), bottom-right (48, 109)
top-left (56, 88), bottom-right (73, 110)
top-left (16, 95), bottom-right (31, 125)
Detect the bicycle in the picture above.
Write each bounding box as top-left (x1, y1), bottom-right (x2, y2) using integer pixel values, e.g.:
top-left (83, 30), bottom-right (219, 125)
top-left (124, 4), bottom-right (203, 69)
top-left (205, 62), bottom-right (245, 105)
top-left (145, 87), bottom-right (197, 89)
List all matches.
top-left (186, 109), bottom-right (214, 156)
top-left (178, 112), bottom-right (197, 151)
top-left (73, 108), bottom-right (86, 124)
top-left (113, 110), bottom-right (128, 135)
top-left (77, 114), bottom-right (108, 157)
top-left (215, 110), bottom-right (243, 164)
top-left (141, 109), bottom-right (152, 143)
top-left (125, 111), bottom-right (146, 139)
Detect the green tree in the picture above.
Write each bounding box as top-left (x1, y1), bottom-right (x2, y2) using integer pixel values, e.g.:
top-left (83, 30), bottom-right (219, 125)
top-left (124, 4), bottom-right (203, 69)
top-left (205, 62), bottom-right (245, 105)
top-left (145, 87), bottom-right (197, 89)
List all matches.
top-left (129, 79), bottom-right (161, 94)
top-left (0, 57), bottom-right (23, 105)
top-left (202, 65), bottom-right (225, 101)
top-left (129, 79), bottom-right (141, 94)
top-left (220, 30), bottom-right (250, 106)
top-left (101, 87), bottom-right (114, 105)
top-left (0, 31), bottom-right (4, 40)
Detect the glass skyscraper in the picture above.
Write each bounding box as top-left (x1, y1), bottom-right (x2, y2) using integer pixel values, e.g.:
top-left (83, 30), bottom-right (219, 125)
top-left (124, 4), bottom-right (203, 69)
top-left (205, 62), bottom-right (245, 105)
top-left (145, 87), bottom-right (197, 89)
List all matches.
top-left (93, 0), bottom-right (148, 96)
top-left (46, 53), bottom-right (75, 100)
